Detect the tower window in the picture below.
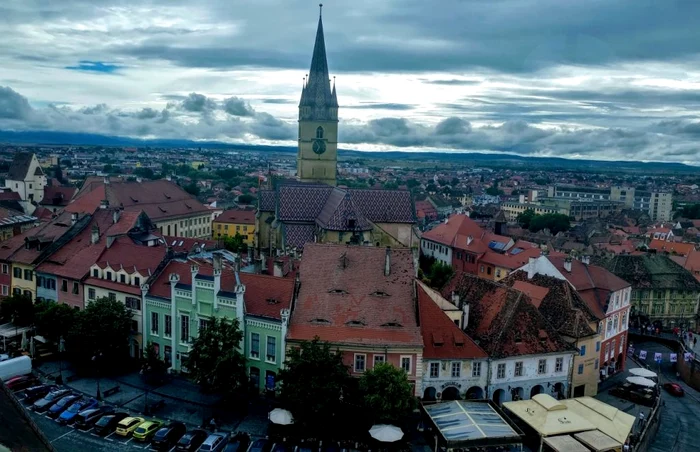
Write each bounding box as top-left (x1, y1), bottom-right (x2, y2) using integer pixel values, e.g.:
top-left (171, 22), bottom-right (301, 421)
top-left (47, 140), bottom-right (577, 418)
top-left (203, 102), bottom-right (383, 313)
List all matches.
top-left (316, 126), bottom-right (324, 139)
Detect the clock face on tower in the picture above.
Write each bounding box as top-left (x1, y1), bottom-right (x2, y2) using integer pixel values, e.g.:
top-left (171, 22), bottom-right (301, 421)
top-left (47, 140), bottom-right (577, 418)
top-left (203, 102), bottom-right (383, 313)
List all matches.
top-left (312, 139), bottom-right (327, 155)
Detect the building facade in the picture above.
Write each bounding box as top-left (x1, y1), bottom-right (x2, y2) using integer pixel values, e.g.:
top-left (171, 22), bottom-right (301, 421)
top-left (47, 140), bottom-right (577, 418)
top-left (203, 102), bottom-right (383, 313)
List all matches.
top-left (3, 152), bottom-right (47, 213)
top-left (212, 209), bottom-right (255, 245)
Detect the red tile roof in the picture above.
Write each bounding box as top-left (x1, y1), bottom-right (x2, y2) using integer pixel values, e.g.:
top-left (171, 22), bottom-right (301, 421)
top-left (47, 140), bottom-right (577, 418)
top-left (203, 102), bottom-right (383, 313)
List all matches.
top-left (0, 211), bottom-right (76, 264)
top-left (422, 214), bottom-right (484, 247)
top-left (0, 191), bottom-right (21, 201)
top-left (236, 273), bottom-right (294, 321)
top-left (288, 243), bottom-right (422, 347)
top-left (548, 256), bottom-right (630, 292)
top-left (40, 186), bottom-right (77, 207)
top-left (83, 277), bottom-right (142, 296)
top-left (95, 237), bottom-right (167, 275)
top-left (161, 236), bottom-right (219, 254)
top-left (417, 283), bottom-right (487, 359)
top-left (214, 209), bottom-right (255, 225)
top-left (648, 239), bottom-right (695, 256)
top-left (511, 281), bottom-right (550, 308)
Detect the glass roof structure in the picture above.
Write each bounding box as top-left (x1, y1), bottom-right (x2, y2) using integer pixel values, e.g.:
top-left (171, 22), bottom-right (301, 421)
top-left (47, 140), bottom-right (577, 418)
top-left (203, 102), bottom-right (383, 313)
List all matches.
top-left (423, 400), bottom-right (524, 447)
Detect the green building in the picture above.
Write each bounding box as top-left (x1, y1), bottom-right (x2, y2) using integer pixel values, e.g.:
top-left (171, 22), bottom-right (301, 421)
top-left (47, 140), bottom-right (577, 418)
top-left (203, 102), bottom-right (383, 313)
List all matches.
top-left (142, 253), bottom-right (295, 391)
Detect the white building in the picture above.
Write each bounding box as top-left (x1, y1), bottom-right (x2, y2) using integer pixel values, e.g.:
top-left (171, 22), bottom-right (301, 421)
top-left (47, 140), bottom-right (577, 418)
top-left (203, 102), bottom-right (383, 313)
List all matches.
top-left (4, 152), bottom-right (47, 213)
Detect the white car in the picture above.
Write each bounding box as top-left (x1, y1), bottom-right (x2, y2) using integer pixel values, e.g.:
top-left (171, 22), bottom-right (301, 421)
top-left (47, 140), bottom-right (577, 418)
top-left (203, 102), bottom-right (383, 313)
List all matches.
top-left (0, 354), bottom-right (10, 362)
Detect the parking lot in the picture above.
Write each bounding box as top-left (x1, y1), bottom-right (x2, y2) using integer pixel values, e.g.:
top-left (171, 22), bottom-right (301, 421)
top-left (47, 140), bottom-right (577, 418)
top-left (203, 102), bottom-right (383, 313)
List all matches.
top-left (15, 387), bottom-right (201, 452)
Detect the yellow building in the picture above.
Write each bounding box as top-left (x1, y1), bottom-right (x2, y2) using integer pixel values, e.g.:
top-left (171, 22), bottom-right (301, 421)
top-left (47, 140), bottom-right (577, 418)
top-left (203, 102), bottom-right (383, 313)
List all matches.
top-left (212, 209), bottom-right (255, 245)
top-left (11, 263), bottom-right (36, 299)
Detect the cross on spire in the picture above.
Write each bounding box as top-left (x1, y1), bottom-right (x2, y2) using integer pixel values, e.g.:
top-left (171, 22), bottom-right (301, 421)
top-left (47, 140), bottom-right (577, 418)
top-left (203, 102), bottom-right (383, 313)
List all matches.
top-left (319, 3), bottom-right (323, 17)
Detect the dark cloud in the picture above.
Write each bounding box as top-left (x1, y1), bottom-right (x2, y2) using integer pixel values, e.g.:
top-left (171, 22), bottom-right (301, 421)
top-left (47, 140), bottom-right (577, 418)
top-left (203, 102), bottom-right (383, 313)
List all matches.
top-left (0, 86), bottom-right (34, 120)
top-left (345, 103), bottom-right (415, 111)
top-left (260, 98), bottom-right (296, 104)
top-left (181, 93), bottom-right (217, 113)
top-left (223, 96), bottom-right (255, 117)
top-left (79, 104), bottom-right (109, 115)
top-left (136, 107), bottom-right (160, 119)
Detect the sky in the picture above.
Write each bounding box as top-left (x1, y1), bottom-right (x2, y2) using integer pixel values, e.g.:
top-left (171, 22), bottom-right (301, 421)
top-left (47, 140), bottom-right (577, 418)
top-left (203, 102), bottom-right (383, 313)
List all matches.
top-left (1, 0), bottom-right (700, 162)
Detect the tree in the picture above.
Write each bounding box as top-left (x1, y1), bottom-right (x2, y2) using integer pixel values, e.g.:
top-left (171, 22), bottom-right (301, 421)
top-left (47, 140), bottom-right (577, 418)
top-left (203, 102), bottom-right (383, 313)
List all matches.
top-left (53, 165), bottom-right (65, 184)
top-left (35, 302), bottom-right (78, 343)
top-left (278, 337), bottom-right (350, 431)
top-left (517, 209), bottom-right (536, 229)
top-left (405, 178), bottom-right (420, 189)
top-left (223, 233), bottom-right (248, 253)
top-left (451, 177), bottom-right (460, 187)
top-left (185, 318), bottom-right (247, 396)
top-left (0, 294), bottom-right (35, 326)
top-left (426, 260), bottom-right (454, 289)
top-left (359, 363), bottom-right (416, 424)
top-left (184, 182), bottom-right (200, 196)
top-left (237, 194), bottom-right (255, 205)
top-left (141, 342), bottom-right (169, 385)
top-left (528, 213), bottom-right (571, 234)
top-left (67, 297), bottom-right (133, 370)
top-left (134, 167), bottom-right (155, 179)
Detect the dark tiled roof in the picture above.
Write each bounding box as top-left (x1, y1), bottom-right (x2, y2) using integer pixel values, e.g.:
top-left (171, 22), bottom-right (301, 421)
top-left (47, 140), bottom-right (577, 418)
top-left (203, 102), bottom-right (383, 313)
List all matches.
top-left (443, 273), bottom-right (574, 358)
top-left (7, 152), bottom-right (34, 180)
top-left (215, 209), bottom-right (255, 225)
top-left (604, 254), bottom-right (700, 290)
top-left (347, 189), bottom-right (415, 223)
top-left (258, 190), bottom-right (276, 212)
top-left (316, 189), bottom-right (372, 232)
top-left (0, 192), bottom-right (21, 201)
top-left (288, 243), bottom-right (422, 347)
top-left (417, 283), bottom-right (487, 359)
top-left (278, 185), bottom-right (333, 221)
top-left (283, 224), bottom-right (316, 250)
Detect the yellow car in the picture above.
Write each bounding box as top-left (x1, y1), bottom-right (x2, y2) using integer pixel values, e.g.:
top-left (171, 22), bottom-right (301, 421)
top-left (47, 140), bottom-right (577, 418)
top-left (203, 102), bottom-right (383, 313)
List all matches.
top-left (132, 419), bottom-right (164, 441)
top-left (115, 416), bottom-right (145, 437)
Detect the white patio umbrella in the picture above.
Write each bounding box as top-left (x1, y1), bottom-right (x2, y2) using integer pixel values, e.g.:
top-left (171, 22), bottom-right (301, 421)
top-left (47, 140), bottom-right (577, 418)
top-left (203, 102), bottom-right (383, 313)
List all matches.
top-left (626, 376), bottom-right (656, 387)
top-left (369, 424), bottom-right (404, 442)
top-left (628, 368), bottom-right (657, 378)
top-left (268, 408), bottom-right (294, 425)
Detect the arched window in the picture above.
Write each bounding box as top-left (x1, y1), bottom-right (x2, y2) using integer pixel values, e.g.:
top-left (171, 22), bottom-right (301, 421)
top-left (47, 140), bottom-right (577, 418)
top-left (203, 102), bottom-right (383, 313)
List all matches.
top-left (316, 126), bottom-right (324, 139)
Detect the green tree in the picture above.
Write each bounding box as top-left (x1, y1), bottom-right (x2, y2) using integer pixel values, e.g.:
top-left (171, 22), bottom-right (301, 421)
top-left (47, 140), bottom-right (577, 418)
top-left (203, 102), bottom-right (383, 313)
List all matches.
top-left (279, 337), bottom-right (351, 432)
top-left (359, 363), bottom-right (416, 425)
top-left (134, 167), bottom-right (155, 179)
top-left (223, 233), bottom-right (248, 253)
top-left (0, 294), bottom-right (34, 326)
top-left (383, 182), bottom-right (399, 190)
top-left (35, 302), bottom-right (78, 343)
top-left (426, 260), bottom-right (454, 289)
top-left (185, 318), bottom-right (247, 395)
top-left (405, 178), bottom-right (420, 189)
top-left (451, 177), bottom-right (460, 186)
top-left (517, 209), bottom-right (536, 229)
top-left (184, 182), bottom-right (200, 196)
top-left (238, 194), bottom-right (255, 205)
top-left (67, 297), bottom-right (133, 370)
top-left (528, 213), bottom-right (571, 234)
top-left (141, 342), bottom-right (169, 385)
top-left (53, 165), bottom-right (65, 184)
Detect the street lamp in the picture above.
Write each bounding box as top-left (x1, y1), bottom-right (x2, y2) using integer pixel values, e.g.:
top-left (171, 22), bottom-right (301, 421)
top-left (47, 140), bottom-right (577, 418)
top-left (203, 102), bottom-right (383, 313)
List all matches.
top-left (92, 352), bottom-right (103, 400)
top-left (57, 337), bottom-right (65, 385)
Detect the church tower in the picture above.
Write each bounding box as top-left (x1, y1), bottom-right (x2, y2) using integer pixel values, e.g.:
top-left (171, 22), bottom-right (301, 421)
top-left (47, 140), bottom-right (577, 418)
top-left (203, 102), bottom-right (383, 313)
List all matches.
top-left (297, 4), bottom-right (338, 186)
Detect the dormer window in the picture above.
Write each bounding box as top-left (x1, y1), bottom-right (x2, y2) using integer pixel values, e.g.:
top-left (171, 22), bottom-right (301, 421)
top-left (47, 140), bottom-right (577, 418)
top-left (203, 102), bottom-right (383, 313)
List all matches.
top-left (347, 219), bottom-right (356, 229)
top-left (381, 322), bottom-right (402, 327)
top-left (93, 268), bottom-right (99, 277)
top-left (371, 291), bottom-right (390, 297)
top-left (328, 289), bottom-right (348, 295)
top-left (311, 318), bottom-right (330, 324)
top-left (106, 271), bottom-right (112, 280)
top-left (346, 320), bottom-right (365, 326)
top-left (266, 298), bottom-right (279, 305)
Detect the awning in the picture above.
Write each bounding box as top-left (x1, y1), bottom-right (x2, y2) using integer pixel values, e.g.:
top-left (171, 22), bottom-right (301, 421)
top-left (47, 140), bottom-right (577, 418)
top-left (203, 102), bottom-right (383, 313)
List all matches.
top-left (543, 435), bottom-right (590, 452)
top-left (575, 430), bottom-right (622, 451)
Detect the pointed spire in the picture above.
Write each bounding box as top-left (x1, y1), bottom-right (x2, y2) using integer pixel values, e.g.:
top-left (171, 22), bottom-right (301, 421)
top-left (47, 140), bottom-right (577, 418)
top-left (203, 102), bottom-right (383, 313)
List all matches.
top-left (331, 76), bottom-right (338, 107)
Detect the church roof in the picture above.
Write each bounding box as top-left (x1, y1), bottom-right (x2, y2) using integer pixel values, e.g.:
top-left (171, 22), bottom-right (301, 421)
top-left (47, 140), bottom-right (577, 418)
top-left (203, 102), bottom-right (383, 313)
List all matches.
top-left (316, 188), bottom-right (372, 232)
top-left (7, 152), bottom-right (35, 181)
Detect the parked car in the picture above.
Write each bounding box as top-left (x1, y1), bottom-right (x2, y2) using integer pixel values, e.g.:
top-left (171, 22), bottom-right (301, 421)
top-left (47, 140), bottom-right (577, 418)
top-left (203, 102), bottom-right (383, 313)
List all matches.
top-left (663, 382), bottom-right (685, 397)
top-left (297, 441), bottom-right (319, 452)
top-left (152, 422), bottom-right (187, 450)
top-left (199, 433), bottom-right (229, 452)
top-left (249, 439), bottom-right (275, 452)
top-left (133, 419), bottom-right (164, 442)
top-left (47, 394), bottom-right (81, 418)
top-left (320, 442), bottom-right (340, 452)
top-left (74, 406), bottom-right (114, 430)
top-left (32, 389), bottom-right (72, 412)
top-left (223, 433), bottom-right (250, 452)
top-left (93, 412), bottom-right (129, 436)
top-left (5, 374), bottom-right (40, 391)
top-left (58, 398), bottom-right (98, 424)
top-left (176, 429), bottom-right (209, 451)
top-left (273, 443), bottom-right (298, 452)
top-left (115, 416), bottom-right (145, 437)
top-left (23, 384), bottom-right (58, 404)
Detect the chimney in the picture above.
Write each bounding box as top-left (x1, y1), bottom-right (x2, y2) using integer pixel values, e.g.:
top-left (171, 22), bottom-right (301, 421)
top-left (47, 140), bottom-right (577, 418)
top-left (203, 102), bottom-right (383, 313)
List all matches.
top-left (91, 225), bottom-right (100, 245)
top-left (451, 291), bottom-right (460, 306)
top-left (462, 303), bottom-right (470, 329)
top-left (213, 252), bottom-right (223, 272)
top-left (100, 199), bottom-right (109, 210)
top-left (564, 256), bottom-right (572, 273)
top-left (467, 235), bottom-right (473, 246)
top-left (582, 255), bottom-right (590, 265)
top-left (112, 209), bottom-right (120, 225)
top-left (71, 212), bottom-right (78, 225)
top-left (528, 257), bottom-right (536, 279)
top-left (384, 246), bottom-right (391, 277)
top-left (273, 259), bottom-right (283, 277)
top-left (103, 177), bottom-right (110, 185)
top-left (136, 176), bottom-right (143, 183)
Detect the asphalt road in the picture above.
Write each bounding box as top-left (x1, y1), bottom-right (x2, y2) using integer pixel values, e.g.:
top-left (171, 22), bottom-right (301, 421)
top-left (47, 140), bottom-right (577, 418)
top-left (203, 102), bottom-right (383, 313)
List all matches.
top-left (633, 341), bottom-right (700, 452)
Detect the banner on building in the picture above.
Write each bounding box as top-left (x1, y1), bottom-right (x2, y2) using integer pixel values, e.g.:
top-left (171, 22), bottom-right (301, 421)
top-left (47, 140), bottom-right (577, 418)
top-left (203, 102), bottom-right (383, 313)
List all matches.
top-left (670, 353), bottom-right (677, 363)
top-left (639, 350), bottom-right (647, 359)
top-left (628, 346), bottom-right (635, 355)
top-left (685, 352), bottom-right (694, 362)
top-left (654, 352), bottom-right (662, 362)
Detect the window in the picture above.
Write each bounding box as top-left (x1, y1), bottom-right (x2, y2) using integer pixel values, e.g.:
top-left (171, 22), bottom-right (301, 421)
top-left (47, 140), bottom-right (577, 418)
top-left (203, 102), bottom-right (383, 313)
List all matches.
top-left (595, 359), bottom-right (599, 369)
top-left (538, 359), bottom-right (547, 374)
top-left (24, 269), bottom-right (32, 281)
top-left (1, 264), bottom-right (7, 274)
top-left (37, 276), bottom-right (44, 288)
top-left (151, 312), bottom-right (159, 335)
top-left (92, 269), bottom-right (99, 277)
top-left (480, 265), bottom-right (485, 273)
top-left (555, 357), bottom-right (564, 372)
top-left (401, 356), bottom-right (412, 374)
top-left (164, 315), bottom-right (172, 338)
top-left (486, 267), bottom-right (492, 275)
top-left (578, 364), bottom-right (584, 375)
top-left (472, 361), bottom-right (481, 377)
top-left (61, 280), bottom-right (68, 292)
top-left (266, 336), bottom-right (276, 362)
top-left (596, 341), bottom-right (601, 352)
top-left (374, 355), bottom-right (385, 366)
top-left (120, 274), bottom-right (126, 283)
top-left (88, 288), bottom-right (96, 300)
top-left (580, 345), bottom-right (586, 356)
top-left (250, 333), bottom-right (260, 358)
top-left (13, 267), bottom-right (21, 278)
top-left (451, 362), bottom-right (461, 378)
top-left (199, 318), bottom-right (209, 331)
top-left (131, 320), bottom-right (138, 332)
top-left (515, 361), bottom-right (523, 377)
top-left (106, 271), bottom-right (112, 280)
top-left (180, 315), bottom-right (189, 343)
top-left (497, 363), bottom-right (506, 379)
top-left (354, 354), bottom-right (366, 372)
top-left (316, 126), bottom-right (324, 139)
top-left (72, 282), bottom-right (79, 295)
top-left (1, 285), bottom-right (7, 296)
top-left (134, 277), bottom-right (140, 286)
top-left (125, 297), bottom-right (141, 310)
top-left (430, 362), bottom-right (439, 378)
top-left (13, 288), bottom-right (21, 296)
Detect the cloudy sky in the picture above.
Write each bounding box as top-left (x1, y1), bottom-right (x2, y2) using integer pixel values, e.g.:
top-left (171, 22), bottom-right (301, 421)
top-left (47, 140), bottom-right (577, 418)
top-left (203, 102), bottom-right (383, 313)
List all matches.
top-left (1, 0), bottom-right (700, 162)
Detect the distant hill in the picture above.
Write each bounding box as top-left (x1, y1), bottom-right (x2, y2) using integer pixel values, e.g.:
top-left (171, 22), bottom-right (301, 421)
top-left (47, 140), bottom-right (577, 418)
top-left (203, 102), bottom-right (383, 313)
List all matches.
top-left (0, 129), bottom-right (697, 173)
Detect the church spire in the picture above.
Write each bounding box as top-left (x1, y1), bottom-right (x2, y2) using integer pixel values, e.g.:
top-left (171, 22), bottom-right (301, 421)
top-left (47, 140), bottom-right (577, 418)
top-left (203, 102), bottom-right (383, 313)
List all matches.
top-left (299, 4), bottom-right (334, 117)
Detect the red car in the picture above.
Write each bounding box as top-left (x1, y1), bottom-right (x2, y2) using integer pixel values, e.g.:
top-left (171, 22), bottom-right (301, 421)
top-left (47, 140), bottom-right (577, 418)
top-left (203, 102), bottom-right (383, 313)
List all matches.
top-left (663, 382), bottom-right (685, 397)
top-left (4, 375), bottom-right (39, 391)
